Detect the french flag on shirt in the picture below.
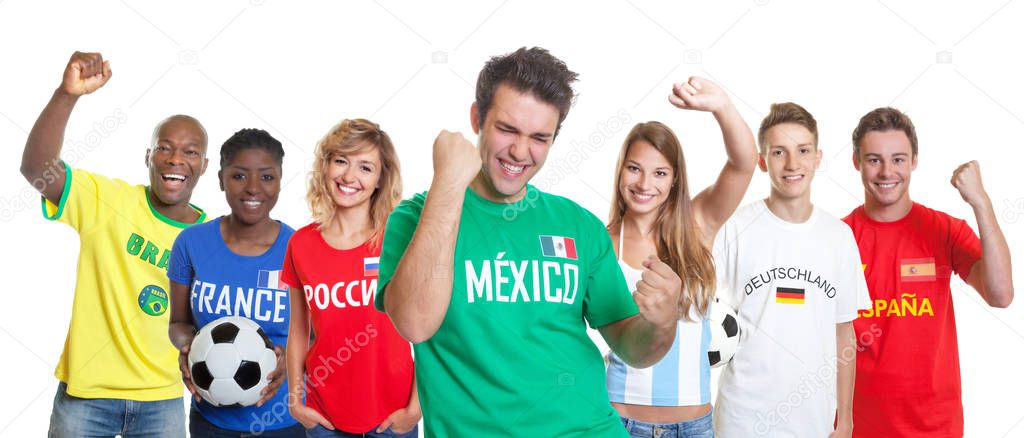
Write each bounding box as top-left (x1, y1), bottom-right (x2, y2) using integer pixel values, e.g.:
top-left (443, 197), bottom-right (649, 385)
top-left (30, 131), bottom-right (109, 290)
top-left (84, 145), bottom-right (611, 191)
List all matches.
top-left (364, 257), bottom-right (380, 277)
top-left (257, 270), bottom-right (288, 290)
top-left (539, 235), bottom-right (577, 260)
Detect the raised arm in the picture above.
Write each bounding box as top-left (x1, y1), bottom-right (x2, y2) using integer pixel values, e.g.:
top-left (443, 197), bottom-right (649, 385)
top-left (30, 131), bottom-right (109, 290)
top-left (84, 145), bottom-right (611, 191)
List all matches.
top-left (382, 130), bottom-right (481, 343)
top-left (22, 51), bottom-right (111, 204)
top-left (668, 77), bottom-right (757, 244)
top-left (952, 161), bottom-right (1014, 308)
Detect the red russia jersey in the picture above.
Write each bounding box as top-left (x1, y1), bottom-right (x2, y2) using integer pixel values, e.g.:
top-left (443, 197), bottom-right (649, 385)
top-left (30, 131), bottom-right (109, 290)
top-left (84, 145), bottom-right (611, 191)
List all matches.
top-left (281, 224), bottom-right (414, 433)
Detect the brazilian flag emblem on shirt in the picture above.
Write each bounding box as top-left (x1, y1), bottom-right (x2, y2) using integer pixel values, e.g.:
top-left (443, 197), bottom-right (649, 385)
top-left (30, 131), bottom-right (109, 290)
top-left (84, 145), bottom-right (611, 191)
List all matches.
top-left (138, 285), bottom-right (169, 316)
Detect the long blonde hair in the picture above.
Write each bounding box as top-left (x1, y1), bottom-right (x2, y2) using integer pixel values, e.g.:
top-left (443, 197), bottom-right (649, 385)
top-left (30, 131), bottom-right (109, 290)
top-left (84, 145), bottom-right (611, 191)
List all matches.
top-left (307, 119), bottom-right (402, 250)
top-left (609, 121), bottom-right (716, 321)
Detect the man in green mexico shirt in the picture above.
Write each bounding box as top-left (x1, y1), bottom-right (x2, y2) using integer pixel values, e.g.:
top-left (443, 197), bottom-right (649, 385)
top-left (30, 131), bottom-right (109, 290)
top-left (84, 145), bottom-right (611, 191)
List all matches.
top-left (376, 47), bottom-right (682, 437)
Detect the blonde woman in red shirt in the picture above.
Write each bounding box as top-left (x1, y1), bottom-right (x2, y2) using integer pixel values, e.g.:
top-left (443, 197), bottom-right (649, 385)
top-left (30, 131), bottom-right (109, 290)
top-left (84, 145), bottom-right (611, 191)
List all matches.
top-left (282, 119), bottom-right (419, 437)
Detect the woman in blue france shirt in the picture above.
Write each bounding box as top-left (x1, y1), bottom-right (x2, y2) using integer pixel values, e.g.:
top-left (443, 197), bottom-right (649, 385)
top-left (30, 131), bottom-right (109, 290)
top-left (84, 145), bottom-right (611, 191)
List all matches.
top-left (167, 128), bottom-right (301, 437)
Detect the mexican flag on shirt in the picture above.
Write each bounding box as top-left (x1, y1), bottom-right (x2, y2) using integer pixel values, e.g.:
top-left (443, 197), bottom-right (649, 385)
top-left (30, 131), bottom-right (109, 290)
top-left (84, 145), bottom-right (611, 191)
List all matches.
top-left (377, 185), bottom-right (638, 437)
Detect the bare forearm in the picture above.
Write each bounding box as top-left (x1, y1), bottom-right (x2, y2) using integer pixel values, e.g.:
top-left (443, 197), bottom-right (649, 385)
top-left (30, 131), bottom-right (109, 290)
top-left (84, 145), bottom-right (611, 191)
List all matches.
top-left (385, 180), bottom-right (466, 343)
top-left (607, 315), bottom-right (676, 368)
top-left (23, 89), bottom-right (77, 203)
top-left (168, 323), bottom-right (196, 350)
top-left (836, 322), bottom-right (856, 427)
top-left (168, 282), bottom-right (195, 350)
top-left (285, 338), bottom-right (307, 400)
top-left (286, 287), bottom-right (309, 400)
top-left (713, 104), bottom-right (758, 173)
top-left (972, 196), bottom-right (1014, 306)
top-left (694, 102), bottom-right (757, 236)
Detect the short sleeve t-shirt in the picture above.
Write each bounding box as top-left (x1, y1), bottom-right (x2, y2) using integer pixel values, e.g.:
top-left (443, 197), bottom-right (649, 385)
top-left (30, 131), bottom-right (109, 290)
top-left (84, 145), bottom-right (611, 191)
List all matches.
top-left (376, 185), bottom-right (639, 438)
top-left (167, 217), bottom-right (296, 432)
top-left (41, 163), bottom-right (206, 401)
top-left (712, 200), bottom-right (871, 437)
top-left (280, 223), bottom-right (414, 434)
top-left (843, 203), bottom-right (981, 438)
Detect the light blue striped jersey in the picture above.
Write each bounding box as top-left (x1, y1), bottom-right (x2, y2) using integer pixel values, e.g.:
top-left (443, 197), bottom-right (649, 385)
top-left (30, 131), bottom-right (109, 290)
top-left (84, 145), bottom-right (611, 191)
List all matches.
top-left (605, 226), bottom-right (712, 406)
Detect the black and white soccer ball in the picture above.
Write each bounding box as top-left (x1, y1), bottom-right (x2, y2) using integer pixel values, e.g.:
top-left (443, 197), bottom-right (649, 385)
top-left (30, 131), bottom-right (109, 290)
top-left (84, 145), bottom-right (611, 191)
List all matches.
top-left (707, 297), bottom-right (740, 368)
top-left (188, 316), bottom-right (277, 407)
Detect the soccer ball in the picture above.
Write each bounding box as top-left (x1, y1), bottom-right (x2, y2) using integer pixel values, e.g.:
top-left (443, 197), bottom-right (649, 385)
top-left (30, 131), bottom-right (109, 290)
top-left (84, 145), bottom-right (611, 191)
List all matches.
top-left (188, 316), bottom-right (278, 407)
top-left (707, 297), bottom-right (740, 368)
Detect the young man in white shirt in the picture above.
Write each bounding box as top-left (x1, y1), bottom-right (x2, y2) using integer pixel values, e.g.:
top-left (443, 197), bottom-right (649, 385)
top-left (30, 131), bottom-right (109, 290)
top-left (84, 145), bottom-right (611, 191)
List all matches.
top-left (712, 102), bottom-right (871, 437)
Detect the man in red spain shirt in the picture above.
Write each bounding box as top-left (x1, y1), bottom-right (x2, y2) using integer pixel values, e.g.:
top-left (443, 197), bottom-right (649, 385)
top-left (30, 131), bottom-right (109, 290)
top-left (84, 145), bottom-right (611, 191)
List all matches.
top-left (842, 107), bottom-right (1014, 437)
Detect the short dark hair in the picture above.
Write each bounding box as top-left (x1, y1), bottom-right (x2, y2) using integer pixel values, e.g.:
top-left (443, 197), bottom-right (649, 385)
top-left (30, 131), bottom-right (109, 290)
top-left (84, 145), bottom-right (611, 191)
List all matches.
top-left (475, 47), bottom-right (578, 137)
top-left (151, 114), bottom-right (208, 151)
top-left (219, 128), bottom-right (284, 169)
top-left (852, 107), bottom-right (918, 161)
top-left (757, 102), bottom-right (818, 154)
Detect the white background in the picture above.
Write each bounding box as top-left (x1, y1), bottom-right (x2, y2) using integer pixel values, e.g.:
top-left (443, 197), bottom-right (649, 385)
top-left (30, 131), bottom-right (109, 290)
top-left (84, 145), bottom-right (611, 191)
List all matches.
top-left (1, 1), bottom-right (1023, 437)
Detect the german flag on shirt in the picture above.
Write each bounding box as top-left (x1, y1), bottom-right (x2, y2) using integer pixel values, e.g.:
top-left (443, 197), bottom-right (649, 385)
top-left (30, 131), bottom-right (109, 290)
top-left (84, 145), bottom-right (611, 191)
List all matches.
top-left (900, 257), bottom-right (936, 282)
top-left (776, 287), bottom-right (805, 304)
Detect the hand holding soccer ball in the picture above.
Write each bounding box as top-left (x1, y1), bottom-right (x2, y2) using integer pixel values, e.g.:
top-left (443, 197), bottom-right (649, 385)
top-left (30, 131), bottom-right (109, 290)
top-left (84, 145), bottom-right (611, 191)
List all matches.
top-left (187, 316), bottom-right (278, 407)
top-left (178, 343), bottom-right (203, 403)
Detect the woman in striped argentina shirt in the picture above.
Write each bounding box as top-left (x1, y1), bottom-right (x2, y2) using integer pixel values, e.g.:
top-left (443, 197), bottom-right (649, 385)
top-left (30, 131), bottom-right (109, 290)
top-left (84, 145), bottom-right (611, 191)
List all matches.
top-left (604, 77), bottom-right (756, 438)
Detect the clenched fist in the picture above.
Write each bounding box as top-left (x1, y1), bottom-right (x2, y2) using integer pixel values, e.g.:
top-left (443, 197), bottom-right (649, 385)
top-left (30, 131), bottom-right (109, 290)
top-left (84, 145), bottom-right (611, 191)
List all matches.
top-left (634, 255), bottom-right (683, 329)
top-left (668, 76), bottom-right (732, 115)
top-left (433, 130), bottom-right (481, 189)
top-left (61, 51), bottom-right (112, 97)
top-left (951, 160), bottom-right (989, 207)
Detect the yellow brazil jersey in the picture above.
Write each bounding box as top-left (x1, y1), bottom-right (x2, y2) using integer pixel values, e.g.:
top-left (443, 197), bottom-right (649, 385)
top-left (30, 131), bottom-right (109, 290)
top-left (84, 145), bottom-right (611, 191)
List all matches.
top-left (42, 163), bottom-right (206, 401)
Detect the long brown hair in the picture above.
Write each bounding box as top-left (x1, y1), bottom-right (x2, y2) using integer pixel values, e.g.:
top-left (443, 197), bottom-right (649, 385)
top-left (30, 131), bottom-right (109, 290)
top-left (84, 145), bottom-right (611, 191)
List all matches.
top-left (306, 119), bottom-right (402, 250)
top-left (608, 121), bottom-right (716, 321)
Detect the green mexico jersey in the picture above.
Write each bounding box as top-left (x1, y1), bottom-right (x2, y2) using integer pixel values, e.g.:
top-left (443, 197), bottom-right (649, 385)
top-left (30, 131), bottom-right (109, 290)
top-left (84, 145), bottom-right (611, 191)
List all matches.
top-left (377, 185), bottom-right (638, 437)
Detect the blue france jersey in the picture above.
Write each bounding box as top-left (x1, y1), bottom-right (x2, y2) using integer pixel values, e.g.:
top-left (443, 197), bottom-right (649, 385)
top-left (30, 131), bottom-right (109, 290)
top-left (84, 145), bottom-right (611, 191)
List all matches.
top-left (168, 217), bottom-right (297, 432)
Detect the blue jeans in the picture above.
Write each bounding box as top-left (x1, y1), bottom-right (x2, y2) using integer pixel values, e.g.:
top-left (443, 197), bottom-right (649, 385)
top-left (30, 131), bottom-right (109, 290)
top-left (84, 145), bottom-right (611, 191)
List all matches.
top-left (48, 381), bottom-right (185, 437)
top-left (304, 424), bottom-right (418, 438)
top-left (620, 409), bottom-right (714, 438)
top-left (190, 408), bottom-right (305, 437)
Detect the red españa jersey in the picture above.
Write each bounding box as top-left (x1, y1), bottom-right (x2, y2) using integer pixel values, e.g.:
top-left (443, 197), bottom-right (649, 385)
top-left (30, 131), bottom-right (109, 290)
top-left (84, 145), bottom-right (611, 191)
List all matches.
top-left (281, 224), bottom-right (414, 433)
top-left (843, 203), bottom-right (981, 438)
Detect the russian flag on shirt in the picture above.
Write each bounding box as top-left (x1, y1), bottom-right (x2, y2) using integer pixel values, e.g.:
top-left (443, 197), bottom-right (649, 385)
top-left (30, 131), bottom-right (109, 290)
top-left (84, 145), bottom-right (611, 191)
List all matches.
top-left (364, 257), bottom-right (380, 277)
top-left (257, 270), bottom-right (289, 290)
top-left (539, 235), bottom-right (577, 260)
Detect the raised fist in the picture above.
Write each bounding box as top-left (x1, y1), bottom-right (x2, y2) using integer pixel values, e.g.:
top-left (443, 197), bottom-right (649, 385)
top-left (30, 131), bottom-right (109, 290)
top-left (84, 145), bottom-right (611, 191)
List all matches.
top-left (668, 76), bottom-right (732, 114)
top-left (61, 51), bottom-right (112, 96)
top-left (634, 255), bottom-right (683, 329)
top-left (951, 160), bottom-right (988, 207)
top-left (433, 130), bottom-right (481, 189)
